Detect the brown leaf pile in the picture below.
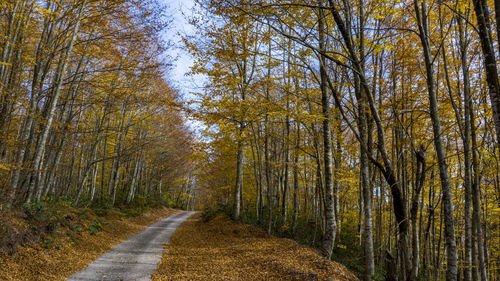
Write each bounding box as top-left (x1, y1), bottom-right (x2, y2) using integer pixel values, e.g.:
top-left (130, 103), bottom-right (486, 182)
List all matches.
top-left (0, 207), bottom-right (178, 281)
top-left (152, 214), bottom-right (360, 281)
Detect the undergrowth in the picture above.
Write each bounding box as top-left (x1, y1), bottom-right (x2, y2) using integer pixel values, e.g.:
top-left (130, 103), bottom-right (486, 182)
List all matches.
top-left (200, 204), bottom-right (232, 222)
top-left (0, 197), bottom-right (176, 255)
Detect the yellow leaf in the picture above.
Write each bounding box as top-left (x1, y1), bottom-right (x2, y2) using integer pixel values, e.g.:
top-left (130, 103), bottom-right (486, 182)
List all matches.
top-left (0, 163), bottom-right (11, 171)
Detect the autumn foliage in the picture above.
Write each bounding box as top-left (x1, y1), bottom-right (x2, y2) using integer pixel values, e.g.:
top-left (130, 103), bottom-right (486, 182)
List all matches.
top-left (0, 0), bottom-right (195, 208)
top-left (187, 1), bottom-right (500, 280)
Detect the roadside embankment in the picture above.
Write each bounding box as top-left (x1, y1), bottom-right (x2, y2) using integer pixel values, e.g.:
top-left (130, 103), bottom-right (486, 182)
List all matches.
top-left (0, 204), bottom-right (178, 281)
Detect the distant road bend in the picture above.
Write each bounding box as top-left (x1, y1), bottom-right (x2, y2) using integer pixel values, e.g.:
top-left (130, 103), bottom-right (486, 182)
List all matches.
top-left (67, 211), bottom-right (195, 281)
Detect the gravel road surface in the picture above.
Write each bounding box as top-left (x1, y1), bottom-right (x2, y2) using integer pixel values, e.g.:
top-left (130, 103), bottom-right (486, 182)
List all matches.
top-left (67, 211), bottom-right (195, 281)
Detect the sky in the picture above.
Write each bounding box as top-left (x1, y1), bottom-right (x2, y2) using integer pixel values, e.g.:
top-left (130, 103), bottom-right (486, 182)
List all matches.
top-left (160, 0), bottom-right (206, 134)
top-left (161, 0), bottom-right (200, 98)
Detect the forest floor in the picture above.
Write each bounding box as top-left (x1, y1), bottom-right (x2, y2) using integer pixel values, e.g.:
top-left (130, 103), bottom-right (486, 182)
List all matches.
top-left (1, 207), bottom-right (359, 281)
top-left (0, 205), bottom-right (178, 281)
top-left (152, 213), bottom-right (359, 281)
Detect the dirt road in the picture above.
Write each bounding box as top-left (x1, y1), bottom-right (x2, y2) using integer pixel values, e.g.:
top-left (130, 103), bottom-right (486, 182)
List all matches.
top-left (67, 211), bottom-right (195, 281)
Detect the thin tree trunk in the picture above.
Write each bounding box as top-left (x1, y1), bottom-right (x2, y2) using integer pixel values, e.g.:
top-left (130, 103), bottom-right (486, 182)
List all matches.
top-left (410, 148), bottom-right (426, 280)
top-left (249, 126), bottom-right (261, 222)
top-left (111, 110), bottom-right (129, 206)
top-left (233, 138), bottom-right (243, 220)
top-left (326, 2), bottom-right (412, 277)
top-left (470, 99), bottom-right (488, 281)
top-left (318, 3), bottom-right (336, 258)
top-left (108, 104), bottom-right (126, 198)
top-left (355, 3), bottom-right (374, 277)
top-left (292, 123), bottom-right (300, 232)
top-left (265, 27), bottom-right (273, 234)
top-left (127, 131), bottom-right (144, 204)
top-left (75, 108), bottom-right (107, 206)
top-left (414, 2), bottom-right (458, 280)
top-left (281, 61), bottom-right (291, 219)
top-left (10, 0), bottom-right (57, 201)
top-left (29, 0), bottom-right (87, 202)
top-left (457, 15), bottom-right (473, 281)
top-left (232, 55), bottom-right (249, 220)
top-left (472, 0), bottom-right (500, 152)
top-left (89, 162), bottom-right (99, 204)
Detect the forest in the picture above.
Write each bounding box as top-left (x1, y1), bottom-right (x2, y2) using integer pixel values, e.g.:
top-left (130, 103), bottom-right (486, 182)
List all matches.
top-left (0, 0), bottom-right (195, 209)
top-left (0, 0), bottom-right (499, 281)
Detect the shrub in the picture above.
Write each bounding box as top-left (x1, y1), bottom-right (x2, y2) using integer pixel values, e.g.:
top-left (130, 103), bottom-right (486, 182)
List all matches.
top-left (86, 219), bottom-right (106, 235)
top-left (41, 235), bottom-right (56, 248)
top-left (201, 204), bottom-right (231, 222)
top-left (93, 207), bottom-right (108, 217)
top-left (122, 208), bottom-right (143, 217)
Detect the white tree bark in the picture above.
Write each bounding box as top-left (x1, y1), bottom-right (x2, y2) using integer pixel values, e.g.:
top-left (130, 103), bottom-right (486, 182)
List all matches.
top-left (29, 0), bottom-right (87, 202)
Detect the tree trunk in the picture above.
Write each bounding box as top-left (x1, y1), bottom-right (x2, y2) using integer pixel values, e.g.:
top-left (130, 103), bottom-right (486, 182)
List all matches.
top-left (28, 0), bottom-right (87, 203)
top-left (292, 123), bottom-right (300, 232)
top-left (318, 3), bottom-right (336, 258)
top-left (470, 100), bottom-right (488, 281)
top-left (355, 2), bottom-right (374, 278)
top-left (410, 148), bottom-right (426, 280)
top-left (250, 124), bottom-right (261, 222)
top-left (127, 131), bottom-right (144, 204)
top-left (108, 104), bottom-right (126, 199)
top-left (10, 0), bottom-right (57, 201)
top-left (414, 2), bottom-right (458, 280)
top-left (233, 131), bottom-right (244, 220)
top-left (457, 15), bottom-right (473, 281)
top-left (472, 0), bottom-right (500, 152)
top-left (326, 2), bottom-right (412, 277)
